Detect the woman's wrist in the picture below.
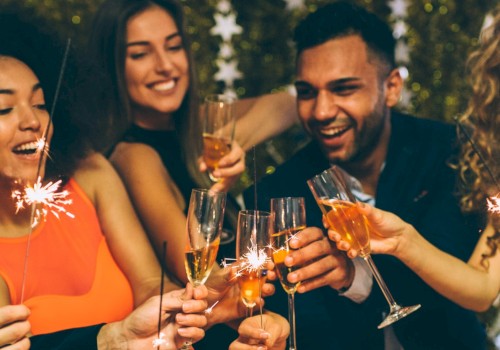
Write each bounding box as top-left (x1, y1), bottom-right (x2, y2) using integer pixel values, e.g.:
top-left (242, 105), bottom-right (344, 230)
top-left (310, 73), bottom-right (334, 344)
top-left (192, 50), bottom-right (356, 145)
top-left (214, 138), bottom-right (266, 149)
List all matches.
top-left (394, 223), bottom-right (420, 264)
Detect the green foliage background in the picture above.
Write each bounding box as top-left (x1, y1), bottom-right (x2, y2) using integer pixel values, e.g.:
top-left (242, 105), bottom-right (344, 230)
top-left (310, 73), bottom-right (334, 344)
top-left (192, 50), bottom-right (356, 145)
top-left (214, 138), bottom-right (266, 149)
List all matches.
top-left (3, 0), bottom-right (497, 180)
top-left (4, 0), bottom-right (495, 121)
top-left (1, 0), bottom-right (499, 345)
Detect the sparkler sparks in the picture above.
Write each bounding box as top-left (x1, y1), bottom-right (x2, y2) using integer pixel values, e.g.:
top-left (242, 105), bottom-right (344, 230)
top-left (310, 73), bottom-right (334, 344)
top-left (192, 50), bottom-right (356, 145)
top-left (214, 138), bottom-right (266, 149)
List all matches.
top-left (36, 137), bottom-right (48, 154)
top-left (487, 194), bottom-right (500, 215)
top-left (11, 177), bottom-right (74, 227)
top-left (234, 239), bottom-right (271, 278)
top-left (210, 242), bottom-right (271, 315)
top-left (204, 299), bottom-right (220, 315)
top-left (152, 333), bottom-right (166, 347)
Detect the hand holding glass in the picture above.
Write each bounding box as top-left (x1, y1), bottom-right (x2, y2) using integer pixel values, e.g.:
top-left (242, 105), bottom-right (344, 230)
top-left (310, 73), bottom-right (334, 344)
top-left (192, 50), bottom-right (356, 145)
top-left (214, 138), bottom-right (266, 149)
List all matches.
top-left (203, 94), bottom-right (235, 182)
top-left (270, 197), bottom-right (305, 350)
top-left (307, 166), bottom-right (420, 329)
top-left (236, 210), bottom-right (272, 318)
top-left (184, 189), bottom-right (226, 286)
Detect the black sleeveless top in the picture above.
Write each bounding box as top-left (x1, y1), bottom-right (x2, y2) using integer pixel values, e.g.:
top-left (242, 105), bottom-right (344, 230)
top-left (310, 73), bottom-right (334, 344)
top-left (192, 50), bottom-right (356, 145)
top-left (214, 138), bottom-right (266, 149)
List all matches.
top-left (121, 125), bottom-right (196, 205)
top-left (119, 124), bottom-right (237, 260)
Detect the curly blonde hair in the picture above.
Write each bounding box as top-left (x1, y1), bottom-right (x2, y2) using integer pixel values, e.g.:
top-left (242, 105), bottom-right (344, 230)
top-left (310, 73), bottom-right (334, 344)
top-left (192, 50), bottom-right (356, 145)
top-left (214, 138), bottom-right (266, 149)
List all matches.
top-left (457, 5), bottom-right (500, 267)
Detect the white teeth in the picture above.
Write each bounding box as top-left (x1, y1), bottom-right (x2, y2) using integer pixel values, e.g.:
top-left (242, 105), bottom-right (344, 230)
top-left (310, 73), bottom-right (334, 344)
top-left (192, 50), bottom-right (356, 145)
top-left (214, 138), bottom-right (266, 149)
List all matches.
top-left (320, 126), bottom-right (349, 137)
top-left (13, 141), bottom-right (40, 153)
top-left (152, 80), bottom-right (175, 91)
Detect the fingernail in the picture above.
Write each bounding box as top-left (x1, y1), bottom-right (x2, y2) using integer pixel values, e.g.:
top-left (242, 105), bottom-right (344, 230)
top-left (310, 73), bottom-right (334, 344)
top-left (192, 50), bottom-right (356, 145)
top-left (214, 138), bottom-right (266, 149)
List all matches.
top-left (260, 331), bottom-right (270, 339)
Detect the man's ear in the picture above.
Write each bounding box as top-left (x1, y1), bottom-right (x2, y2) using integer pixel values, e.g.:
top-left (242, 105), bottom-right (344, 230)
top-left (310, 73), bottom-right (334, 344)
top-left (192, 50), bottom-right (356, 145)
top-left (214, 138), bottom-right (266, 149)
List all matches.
top-left (384, 68), bottom-right (404, 108)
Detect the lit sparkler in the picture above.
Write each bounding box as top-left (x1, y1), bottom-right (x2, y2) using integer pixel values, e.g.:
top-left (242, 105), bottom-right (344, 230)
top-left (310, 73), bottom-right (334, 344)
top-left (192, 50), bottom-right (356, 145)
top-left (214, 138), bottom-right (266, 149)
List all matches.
top-left (204, 299), bottom-right (220, 315)
top-left (487, 194), bottom-right (500, 215)
top-left (16, 39), bottom-right (72, 305)
top-left (12, 177), bottom-right (74, 227)
top-left (209, 241), bottom-right (271, 316)
top-left (152, 333), bottom-right (166, 347)
top-left (234, 239), bottom-right (271, 279)
top-left (455, 118), bottom-right (500, 216)
top-left (35, 137), bottom-right (48, 155)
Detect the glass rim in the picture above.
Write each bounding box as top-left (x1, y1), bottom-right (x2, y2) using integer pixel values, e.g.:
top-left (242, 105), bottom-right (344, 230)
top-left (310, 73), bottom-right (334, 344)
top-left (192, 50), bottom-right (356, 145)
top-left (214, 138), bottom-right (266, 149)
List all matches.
top-left (307, 165), bottom-right (341, 182)
top-left (270, 196), bottom-right (305, 202)
top-left (238, 209), bottom-right (271, 217)
top-left (204, 93), bottom-right (236, 104)
top-left (191, 188), bottom-right (227, 195)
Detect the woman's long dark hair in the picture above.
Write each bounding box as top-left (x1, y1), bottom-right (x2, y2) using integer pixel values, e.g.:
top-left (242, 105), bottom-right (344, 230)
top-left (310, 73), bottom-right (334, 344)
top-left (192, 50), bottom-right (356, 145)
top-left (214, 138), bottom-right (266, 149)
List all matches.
top-left (81, 0), bottom-right (205, 185)
top-left (0, 8), bottom-right (91, 180)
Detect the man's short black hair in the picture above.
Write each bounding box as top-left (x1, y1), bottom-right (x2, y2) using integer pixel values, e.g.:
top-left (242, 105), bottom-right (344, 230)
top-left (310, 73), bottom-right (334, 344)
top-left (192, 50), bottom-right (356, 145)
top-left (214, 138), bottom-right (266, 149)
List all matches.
top-left (294, 1), bottom-right (396, 69)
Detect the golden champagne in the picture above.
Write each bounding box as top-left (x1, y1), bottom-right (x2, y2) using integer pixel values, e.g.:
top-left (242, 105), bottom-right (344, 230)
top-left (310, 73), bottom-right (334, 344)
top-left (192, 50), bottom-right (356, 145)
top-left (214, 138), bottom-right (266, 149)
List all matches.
top-left (238, 270), bottom-right (267, 308)
top-left (184, 239), bottom-right (220, 286)
top-left (271, 226), bottom-right (305, 294)
top-left (317, 199), bottom-right (371, 257)
top-left (203, 133), bottom-right (231, 171)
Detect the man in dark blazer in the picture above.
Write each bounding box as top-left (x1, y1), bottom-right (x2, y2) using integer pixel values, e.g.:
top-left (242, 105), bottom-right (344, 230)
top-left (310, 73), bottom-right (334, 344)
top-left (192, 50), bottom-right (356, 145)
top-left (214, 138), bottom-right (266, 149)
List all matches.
top-left (245, 2), bottom-right (486, 349)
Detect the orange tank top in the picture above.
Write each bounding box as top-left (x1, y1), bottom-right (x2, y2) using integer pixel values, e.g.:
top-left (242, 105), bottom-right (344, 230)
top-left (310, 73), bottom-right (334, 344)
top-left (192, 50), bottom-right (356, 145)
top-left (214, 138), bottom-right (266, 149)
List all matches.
top-left (0, 179), bottom-right (134, 335)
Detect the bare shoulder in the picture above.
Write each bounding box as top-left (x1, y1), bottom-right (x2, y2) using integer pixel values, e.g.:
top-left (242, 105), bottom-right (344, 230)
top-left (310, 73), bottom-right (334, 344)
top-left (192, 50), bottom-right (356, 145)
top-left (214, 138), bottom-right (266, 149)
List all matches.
top-left (109, 142), bottom-right (184, 209)
top-left (109, 142), bottom-right (166, 179)
top-left (75, 152), bottom-right (114, 176)
top-left (72, 152), bottom-right (122, 203)
top-left (110, 142), bottom-right (161, 167)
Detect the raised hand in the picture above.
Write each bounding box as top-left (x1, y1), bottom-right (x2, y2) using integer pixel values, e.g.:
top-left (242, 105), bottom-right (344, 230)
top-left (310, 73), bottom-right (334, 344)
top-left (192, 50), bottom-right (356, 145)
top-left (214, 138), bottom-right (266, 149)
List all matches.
top-left (229, 312), bottom-right (289, 350)
top-left (199, 140), bottom-right (246, 192)
top-left (98, 283), bottom-right (208, 350)
top-left (0, 305), bottom-right (31, 350)
top-left (327, 203), bottom-right (410, 258)
top-left (204, 262), bottom-right (275, 327)
top-left (277, 226), bottom-right (355, 293)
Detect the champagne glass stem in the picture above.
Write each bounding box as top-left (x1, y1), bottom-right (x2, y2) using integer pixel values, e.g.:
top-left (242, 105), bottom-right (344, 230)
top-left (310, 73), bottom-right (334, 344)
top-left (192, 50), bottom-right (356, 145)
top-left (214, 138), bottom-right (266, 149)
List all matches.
top-left (363, 255), bottom-right (400, 312)
top-left (288, 292), bottom-right (297, 350)
top-left (246, 306), bottom-right (254, 318)
top-left (259, 272), bottom-right (264, 328)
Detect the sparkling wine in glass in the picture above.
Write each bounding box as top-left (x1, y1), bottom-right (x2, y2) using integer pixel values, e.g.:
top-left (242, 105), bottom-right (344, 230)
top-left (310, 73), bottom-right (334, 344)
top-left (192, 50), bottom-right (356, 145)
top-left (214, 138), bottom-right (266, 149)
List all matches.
top-left (307, 166), bottom-right (421, 329)
top-left (236, 210), bottom-right (272, 317)
top-left (185, 189), bottom-right (226, 286)
top-left (270, 197), bottom-right (306, 350)
top-left (203, 94), bottom-right (235, 182)
top-left (182, 189), bottom-right (226, 350)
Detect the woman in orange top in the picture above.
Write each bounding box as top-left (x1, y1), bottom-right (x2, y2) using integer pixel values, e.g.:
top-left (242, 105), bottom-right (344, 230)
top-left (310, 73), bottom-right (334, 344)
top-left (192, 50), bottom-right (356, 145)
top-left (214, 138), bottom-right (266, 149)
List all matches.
top-left (0, 13), bottom-right (208, 348)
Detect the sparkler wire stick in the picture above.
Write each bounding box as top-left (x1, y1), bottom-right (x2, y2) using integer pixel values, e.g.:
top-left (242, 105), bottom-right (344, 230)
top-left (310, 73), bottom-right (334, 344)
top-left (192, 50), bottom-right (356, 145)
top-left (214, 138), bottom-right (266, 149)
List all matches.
top-left (19, 38), bottom-right (72, 304)
top-left (156, 241), bottom-right (167, 349)
top-left (250, 147), bottom-right (265, 326)
top-left (258, 268), bottom-right (264, 328)
top-left (253, 146), bottom-right (258, 211)
top-left (455, 117), bottom-right (500, 190)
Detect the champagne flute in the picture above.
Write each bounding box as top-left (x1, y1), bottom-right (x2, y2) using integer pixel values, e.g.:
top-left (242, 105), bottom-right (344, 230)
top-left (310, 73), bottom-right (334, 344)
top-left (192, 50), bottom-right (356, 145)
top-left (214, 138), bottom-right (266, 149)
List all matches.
top-left (182, 189), bottom-right (226, 349)
top-left (236, 210), bottom-right (272, 318)
top-left (307, 166), bottom-right (421, 329)
top-left (203, 94), bottom-right (236, 182)
top-left (185, 189), bottom-right (226, 286)
top-left (270, 197), bottom-right (305, 350)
